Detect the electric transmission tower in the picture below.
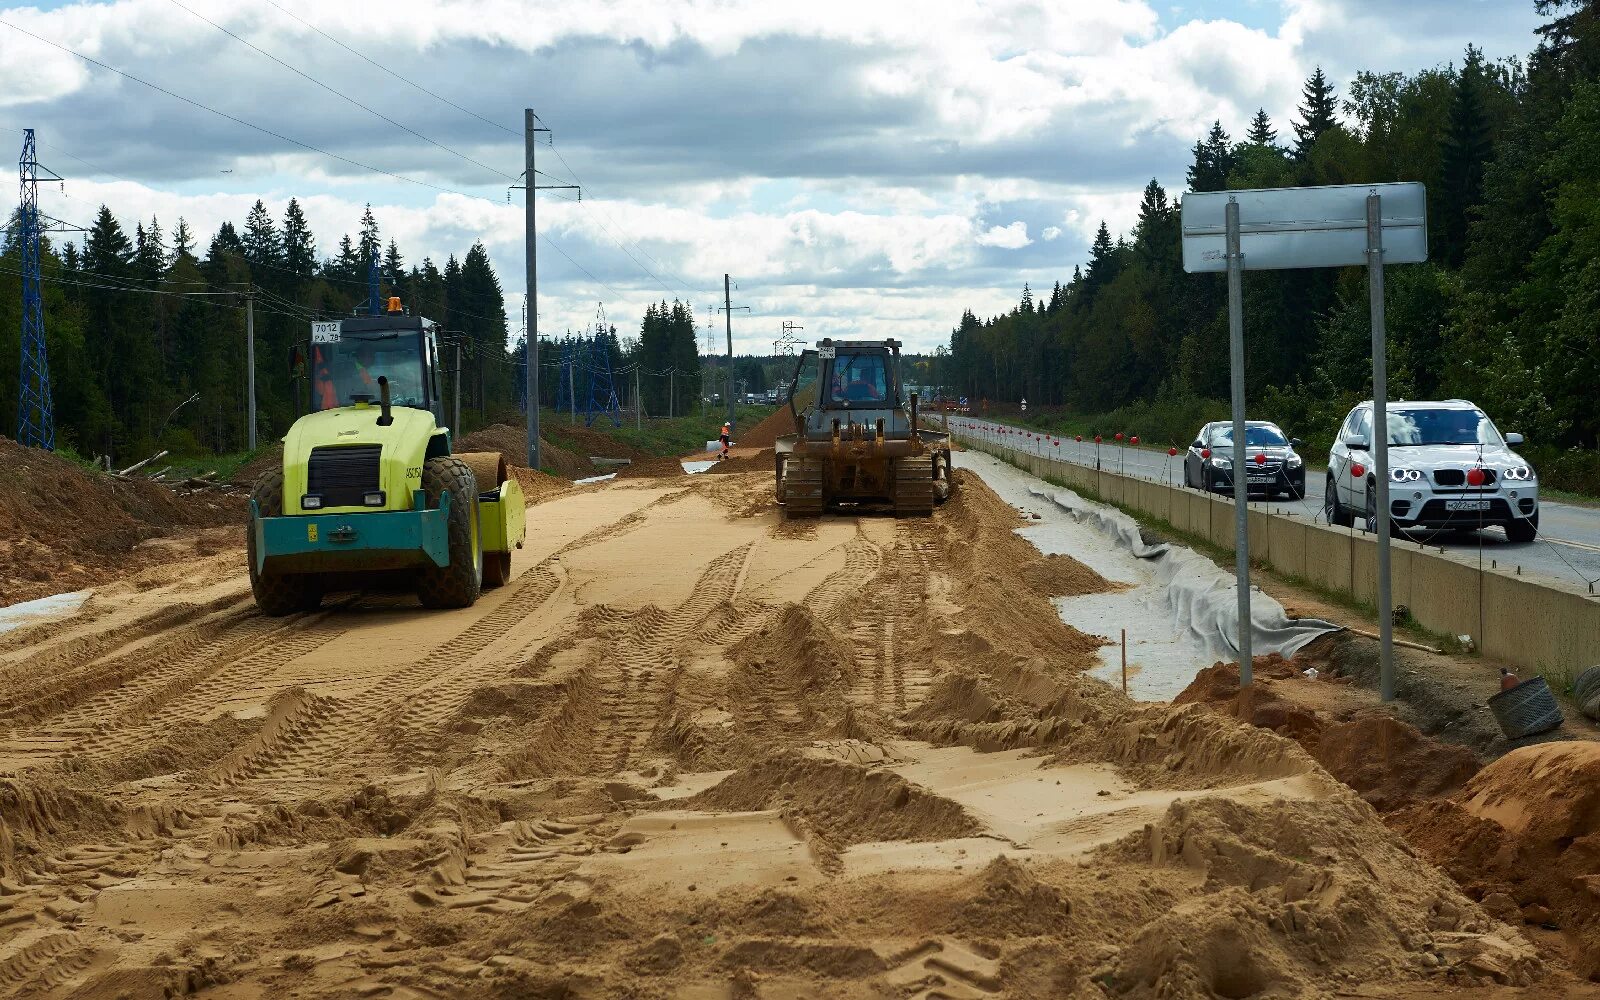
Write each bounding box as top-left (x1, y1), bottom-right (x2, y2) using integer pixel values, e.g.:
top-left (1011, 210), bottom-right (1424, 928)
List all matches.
top-left (774, 320), bottom-right (804, 357)
top-left (584, 302), bottom-right (622, 427)
top-left (16, 129), bottom-right (81, 451)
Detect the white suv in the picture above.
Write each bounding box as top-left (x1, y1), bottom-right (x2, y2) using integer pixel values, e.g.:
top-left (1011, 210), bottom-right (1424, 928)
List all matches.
top-left (1324, 400), bottom-right (1539, 542)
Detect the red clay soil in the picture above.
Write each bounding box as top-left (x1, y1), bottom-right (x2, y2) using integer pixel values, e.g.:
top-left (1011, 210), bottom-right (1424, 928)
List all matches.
top-left (1174, 657), bottom-right (1481, 810)
top-left (0, 437), bottom-right (244, 607)
top-left (1388, 742), bottom-right (1600, 979)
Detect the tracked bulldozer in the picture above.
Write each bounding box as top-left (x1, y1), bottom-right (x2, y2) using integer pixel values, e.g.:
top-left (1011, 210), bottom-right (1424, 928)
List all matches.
top-left (775, 338), bottom-right (953, 517)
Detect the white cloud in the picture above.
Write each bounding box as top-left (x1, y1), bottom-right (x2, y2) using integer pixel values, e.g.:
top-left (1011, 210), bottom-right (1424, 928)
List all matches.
top-left (975, 221), bottom-right (1032, 249)
top-left (1041, 226), bottom-right (1062, 241)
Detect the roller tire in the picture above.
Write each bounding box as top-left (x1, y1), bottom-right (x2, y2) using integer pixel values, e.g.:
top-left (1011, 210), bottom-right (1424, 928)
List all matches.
top-left (416, 457), bottom-right (482, 609)
top-left (483, 550), bottom-right (512, 587)
top-left (892, 455), bottom-right (935, 518)
top-left (248, 469), bottom-right (324, 616)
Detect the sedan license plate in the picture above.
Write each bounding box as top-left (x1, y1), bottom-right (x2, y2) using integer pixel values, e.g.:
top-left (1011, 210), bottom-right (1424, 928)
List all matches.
top-left (1445, 499), bottom-right (1492, 512)
top-left (1247, 474), bottom-right (1273, 482)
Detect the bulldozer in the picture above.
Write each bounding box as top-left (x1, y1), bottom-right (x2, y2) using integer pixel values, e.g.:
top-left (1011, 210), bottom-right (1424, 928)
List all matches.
top-left (247, 298), bottom-right (525, 615)
top-left (775, 338), bottom-right (953, 517)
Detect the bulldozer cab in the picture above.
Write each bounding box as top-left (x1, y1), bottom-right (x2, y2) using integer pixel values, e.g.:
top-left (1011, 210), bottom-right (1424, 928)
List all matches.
top-left (787, 339), bottom-right (909, 440)
top-left (306, 315), bottom-right (444, 423)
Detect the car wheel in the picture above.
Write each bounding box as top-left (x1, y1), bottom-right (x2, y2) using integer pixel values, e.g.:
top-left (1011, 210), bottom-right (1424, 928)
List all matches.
top-left (1325, 476), bottom-right (1352, 527)
top-left (1506, 510), bottom-right (1539, 543)
top-left (1288, 482), bottom-right (1306, 502)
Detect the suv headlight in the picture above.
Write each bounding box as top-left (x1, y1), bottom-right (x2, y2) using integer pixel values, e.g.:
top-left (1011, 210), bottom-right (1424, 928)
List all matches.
top-left (1504, 466), bottom-right (1535, 482)
top-left (1389, 468), bottom-right (1422, 483)
top-left (1212, 457), bottom-right (1231, 469)
top-left (1287, 454), bottom-right (1303, 469)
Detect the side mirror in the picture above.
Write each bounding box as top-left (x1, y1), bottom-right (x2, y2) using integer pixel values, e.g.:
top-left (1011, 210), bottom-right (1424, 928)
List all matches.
top-left (1191, 440), bottom-right (1204, 450)
top-left (1506, 432), bottom-right (1524, 447)
top-left (1290, 437), bottom-right (1305, 449)
top-left (1344, 434), bottom-right (1370, 451)
top-left (288, 344), bottom-right (304, 374)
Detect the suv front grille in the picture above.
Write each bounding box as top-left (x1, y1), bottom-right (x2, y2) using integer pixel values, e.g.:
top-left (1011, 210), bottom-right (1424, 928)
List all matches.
top-left (307, 445), bottom-right (382, 507)
top-left (1433, 468), bottom-right (1497, 488)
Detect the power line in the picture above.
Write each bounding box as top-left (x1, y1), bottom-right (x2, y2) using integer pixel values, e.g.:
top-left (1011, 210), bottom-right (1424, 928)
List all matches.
top-left (0, 17), bottom-right (473, 196)
top-left (165, 0), bottom-right (517, 184)
top-left (263, 0), bottom-right (520, 139)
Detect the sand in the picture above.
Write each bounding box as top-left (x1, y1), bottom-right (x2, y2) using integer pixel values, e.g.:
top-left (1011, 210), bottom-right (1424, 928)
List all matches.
top-left (0, 465), bottom-right (1569, 998)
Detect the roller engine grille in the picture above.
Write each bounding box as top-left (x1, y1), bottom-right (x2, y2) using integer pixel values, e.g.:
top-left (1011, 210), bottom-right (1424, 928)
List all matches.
top-left (307, 445), bottom-right (382, 507)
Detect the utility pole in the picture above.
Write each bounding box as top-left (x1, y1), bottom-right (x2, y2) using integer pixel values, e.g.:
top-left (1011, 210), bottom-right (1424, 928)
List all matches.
top-left (670, 369), bottom-right (676, 419)
top-left (514, 110), bottom-right (580, 470)
top-left (719, 274), bottom-right (750, 431)
top-left (634, 365), bottom-right (641, 431)
top-left (245, 288), bottom-right (257, 451)
top-left (454, 341), bottom-right (463, 434)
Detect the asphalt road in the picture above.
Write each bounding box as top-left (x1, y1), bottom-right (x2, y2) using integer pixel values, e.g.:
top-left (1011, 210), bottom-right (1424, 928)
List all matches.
top-left (947, 415), bottom-right (1600, 595)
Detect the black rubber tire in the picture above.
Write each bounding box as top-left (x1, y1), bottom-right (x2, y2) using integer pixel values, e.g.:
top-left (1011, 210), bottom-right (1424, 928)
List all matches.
top-left (248, 469), bottom-right (324, 616)
top-left (1288, 482), bottom-right (1306, 502)
top-left (1325, 476), bottom-right (1352, 527)
top-left (483, 550), bottom-right (512, 587)
top-left (1505, 510), bottom-right (1539, 543)
top-left (415, 457), bottom-right (482, 609)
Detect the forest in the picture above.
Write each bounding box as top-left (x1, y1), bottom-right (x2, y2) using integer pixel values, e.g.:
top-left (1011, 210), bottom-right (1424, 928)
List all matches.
top-left (0, 197), bottom-right (712, 464)
top-left (943, 0), bottom-right (1600, 488)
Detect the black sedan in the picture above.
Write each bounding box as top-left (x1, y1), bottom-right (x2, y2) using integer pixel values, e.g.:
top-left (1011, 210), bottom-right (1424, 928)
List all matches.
top-left (1183, 421), bottom-right (1307, 499)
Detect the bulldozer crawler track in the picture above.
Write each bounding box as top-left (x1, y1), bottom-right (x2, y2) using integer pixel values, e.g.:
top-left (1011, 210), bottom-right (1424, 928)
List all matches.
top-left (892, 455), bottom-right (937, 517)
top-left (781, 457), bottom-right (827, 518)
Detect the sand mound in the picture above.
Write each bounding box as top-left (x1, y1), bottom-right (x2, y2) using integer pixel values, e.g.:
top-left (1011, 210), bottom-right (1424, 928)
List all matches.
top-left (682, 750), bottom-right (983, 867)
top-left (737, 405), bottom-right (798, 449)
top-left (1390, 742), bottom-right (1600, 978)
top-left (0, 437), bottom-right (244, 606)
top-left (1109, 795), bottom-right (1543, 995)
top-left (457, 423), bottom-right (592, 479)
top-left (705, 448), bottom-right (775, 474)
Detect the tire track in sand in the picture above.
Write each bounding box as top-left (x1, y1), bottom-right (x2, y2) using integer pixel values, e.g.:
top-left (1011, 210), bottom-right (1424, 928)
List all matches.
top-left (588, 543), bottom-right (753, 775)
top-left (217, 565), bottom-right (566, 784)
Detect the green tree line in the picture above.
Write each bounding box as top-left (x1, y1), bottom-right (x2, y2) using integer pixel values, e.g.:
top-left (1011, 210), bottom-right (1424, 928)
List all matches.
top-left (0, 198), bottom-right (514, 463)
top-left (947, 0), bottom-right (1600, 481)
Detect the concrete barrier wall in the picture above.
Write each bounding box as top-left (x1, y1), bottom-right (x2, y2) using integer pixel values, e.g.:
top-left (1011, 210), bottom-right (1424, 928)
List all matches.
top-left (969, 437), bottom-right (1600, 676)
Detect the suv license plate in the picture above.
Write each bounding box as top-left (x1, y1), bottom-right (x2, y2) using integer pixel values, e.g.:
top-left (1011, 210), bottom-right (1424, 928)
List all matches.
top-left (1445, 500), bottom-right (1492, 512)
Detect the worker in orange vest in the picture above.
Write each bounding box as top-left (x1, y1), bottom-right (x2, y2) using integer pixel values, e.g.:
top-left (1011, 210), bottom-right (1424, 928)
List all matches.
top-left (719, 420), bottom-right (732, 460)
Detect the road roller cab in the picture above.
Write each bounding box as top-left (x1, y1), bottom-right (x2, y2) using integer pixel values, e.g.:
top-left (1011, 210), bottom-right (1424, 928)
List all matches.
top-left (247, 301), bottom-right (525, 615)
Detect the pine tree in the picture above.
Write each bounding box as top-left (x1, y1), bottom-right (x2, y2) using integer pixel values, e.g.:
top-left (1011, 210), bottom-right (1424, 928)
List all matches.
top-left (172, 218), bottom-right (195, 262)
top-left (281, 198), bottom-right (316, 280)
top-left (1294, 67), bottom-right (1340, 158)
top-left (1247, 107), bottom-right (1277, 145)
top-left (242, 199), bottom-right (280, 272)
top-left (383, 239), bottom-right (404, 286)
top-left (1439, 47), bottom-right (1495, 267)
top-left (358, 204), bottom-right (380, 264)
top-left (1185, 121), bottom-right (1234, 192)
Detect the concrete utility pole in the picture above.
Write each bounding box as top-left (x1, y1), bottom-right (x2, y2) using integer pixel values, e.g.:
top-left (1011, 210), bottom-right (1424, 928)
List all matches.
top-left (719, 275), bottom-right (749, 431)
top-left (516, 109), bottom-right (579, 470)
top-left (634, 365), bottom-right (641, 431)
top-left (454, 341), bottom-right (462, 434)
top-left (245, 287), bottom-right (257, 451)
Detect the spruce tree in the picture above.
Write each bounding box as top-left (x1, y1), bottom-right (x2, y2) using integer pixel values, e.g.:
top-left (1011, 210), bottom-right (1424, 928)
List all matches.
top-left (242, 199), bottom-right (280, 271)
top-left (1185, 121), bottom-right (1234, 192)
top-left (1293, 67), bottom-right (1339, 158)
top-left (1440, 47), bottom-right (1495, 267)
top-left (1247, 108), bottom-right (1277, 145)
top-left (281, 199), bottom-right (316, 280)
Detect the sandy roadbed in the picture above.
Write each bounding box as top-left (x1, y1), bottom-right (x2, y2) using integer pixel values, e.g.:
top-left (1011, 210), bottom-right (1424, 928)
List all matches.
top-left (0, 469), bottom-right (1561, 998)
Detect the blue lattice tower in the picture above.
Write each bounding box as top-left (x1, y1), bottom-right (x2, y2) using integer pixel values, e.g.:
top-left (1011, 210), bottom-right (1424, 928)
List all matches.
top-left (16, 129), bottom-right (56, 451)
top-left (585, 338), bottom-right (622, 427)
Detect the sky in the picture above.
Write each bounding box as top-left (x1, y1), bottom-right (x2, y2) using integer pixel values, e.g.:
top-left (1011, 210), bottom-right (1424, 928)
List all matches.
top-left (0, 0), bottom-right (1546, 354)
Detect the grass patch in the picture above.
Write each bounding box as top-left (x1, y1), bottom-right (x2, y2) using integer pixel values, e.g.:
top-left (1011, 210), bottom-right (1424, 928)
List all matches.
top-left (542, 404), bottom-right (777, 459)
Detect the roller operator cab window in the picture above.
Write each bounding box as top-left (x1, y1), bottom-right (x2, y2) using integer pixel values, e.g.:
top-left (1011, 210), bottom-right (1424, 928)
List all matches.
top-left (828, 354), bottom-right (889, 405)
top-left (311, 332), bottom-right (428, 411)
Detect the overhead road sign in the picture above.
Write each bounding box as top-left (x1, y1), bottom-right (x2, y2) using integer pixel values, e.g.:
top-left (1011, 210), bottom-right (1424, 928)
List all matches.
top-left (1181, 181), bottom-right (1426, 272)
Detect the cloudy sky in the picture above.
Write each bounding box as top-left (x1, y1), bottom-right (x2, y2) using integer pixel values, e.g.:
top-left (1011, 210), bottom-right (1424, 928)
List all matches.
top-left (0, 0), bottom-right (1544, 353)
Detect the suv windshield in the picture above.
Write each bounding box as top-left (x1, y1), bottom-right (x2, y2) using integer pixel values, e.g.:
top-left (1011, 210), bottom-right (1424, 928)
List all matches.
top-left (1387, 407), bottom-right (1502, 447)
top-left (310, 332), bottom-right (428, 411)
top-left (828, 354), bottom-right (890, 405)
top-left (1213, 424), bottom-right (1287, 447)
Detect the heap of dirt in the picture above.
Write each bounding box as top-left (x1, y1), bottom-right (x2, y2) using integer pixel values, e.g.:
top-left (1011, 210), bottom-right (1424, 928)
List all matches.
top-left (230, 442), bottom-right (284, 486)
top-left (705, 448), bottom-right (775, 474)
top-left (1174, 659), bottom-right (1481, 811)
top-left (510, 467), bottom-right (574, 503)
top-left (680, 749), bottom-right (983, 867)
top-left (1389, 741), bottom-right (1600, 979)
top-left (457, 423), bottom-right (592, 479)
top-left (737, 405), bottom-right (798, 449)
top-left (0, 437), bottom-right (244, 607)
top-left (614, 456), bottom-right (686, 479)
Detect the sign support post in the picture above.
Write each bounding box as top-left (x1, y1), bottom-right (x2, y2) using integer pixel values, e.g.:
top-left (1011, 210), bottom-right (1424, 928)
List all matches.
top-left (1367, 193), bottom-right (1395, 701)
top-left (1226, 198), bottom-right (1252, 686)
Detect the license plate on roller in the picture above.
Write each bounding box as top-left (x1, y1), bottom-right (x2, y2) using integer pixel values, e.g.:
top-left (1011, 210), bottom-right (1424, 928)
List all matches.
top-left (1445, 500), bottom-right (1491, 511)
